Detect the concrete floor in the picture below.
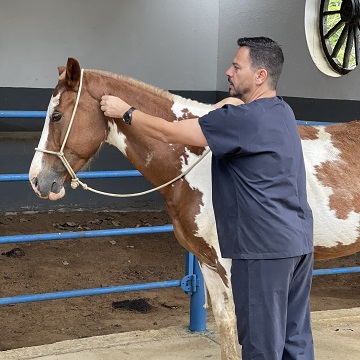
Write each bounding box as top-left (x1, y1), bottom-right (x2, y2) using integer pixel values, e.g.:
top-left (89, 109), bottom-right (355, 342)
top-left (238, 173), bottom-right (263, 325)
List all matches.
top-left (1, 307), bottom-right (359, 360)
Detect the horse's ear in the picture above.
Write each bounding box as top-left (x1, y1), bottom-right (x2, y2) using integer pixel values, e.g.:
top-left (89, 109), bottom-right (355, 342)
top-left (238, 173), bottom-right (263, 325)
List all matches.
top-left (65, 58), bottom-right (81, 89)
top-left (57, 66), bottom-right (66, 79)
top-left (58, 66), bottom-right (66, 76)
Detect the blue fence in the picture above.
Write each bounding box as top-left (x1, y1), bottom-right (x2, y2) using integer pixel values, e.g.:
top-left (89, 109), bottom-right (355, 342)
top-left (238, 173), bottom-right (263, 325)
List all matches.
top-left (0, 111), bottom-right (359, 333)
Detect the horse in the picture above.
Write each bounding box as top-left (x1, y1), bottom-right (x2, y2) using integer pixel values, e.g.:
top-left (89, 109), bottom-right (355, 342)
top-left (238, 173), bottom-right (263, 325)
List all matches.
top-left (29, 58), bottom-right (360, 359)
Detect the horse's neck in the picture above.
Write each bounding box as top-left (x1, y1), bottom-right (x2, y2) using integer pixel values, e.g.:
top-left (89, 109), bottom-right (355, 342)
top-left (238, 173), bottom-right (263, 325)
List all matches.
top-left (93, 70), bottom-right (213, 188)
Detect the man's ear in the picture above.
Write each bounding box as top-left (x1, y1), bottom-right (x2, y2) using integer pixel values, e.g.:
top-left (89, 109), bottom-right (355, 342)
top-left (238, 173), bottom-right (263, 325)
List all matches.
top-left (65, 58), bottom-right (81, 90)
top-left (255, 69), bottom-right (267, 85)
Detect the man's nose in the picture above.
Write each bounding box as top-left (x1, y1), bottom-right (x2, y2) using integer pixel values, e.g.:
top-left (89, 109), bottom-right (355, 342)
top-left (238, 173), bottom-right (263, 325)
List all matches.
top-left (225, 67), bottom-right (232, 77)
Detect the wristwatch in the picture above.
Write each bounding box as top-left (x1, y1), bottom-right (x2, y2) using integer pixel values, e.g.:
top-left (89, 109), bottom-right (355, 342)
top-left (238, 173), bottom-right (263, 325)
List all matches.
top-left (122, 107), bottom-right (136, 125)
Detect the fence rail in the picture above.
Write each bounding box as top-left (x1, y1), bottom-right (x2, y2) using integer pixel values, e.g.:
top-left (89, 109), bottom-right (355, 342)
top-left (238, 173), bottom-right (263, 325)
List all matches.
top-left (0, 170), bottom-right (142, 182)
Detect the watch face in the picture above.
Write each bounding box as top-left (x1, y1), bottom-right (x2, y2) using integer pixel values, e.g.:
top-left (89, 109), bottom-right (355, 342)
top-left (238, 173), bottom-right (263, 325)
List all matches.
top-left (123, 107), bottom-right (135, 125)
top-left (123, 111), bottom-right (131, 124)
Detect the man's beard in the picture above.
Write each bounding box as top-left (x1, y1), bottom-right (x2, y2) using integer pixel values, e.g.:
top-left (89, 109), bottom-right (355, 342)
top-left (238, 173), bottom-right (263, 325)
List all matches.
top-left (228, 77), bottom-right (248, 99)
top-left (229, 85), bottom-right (248, 100)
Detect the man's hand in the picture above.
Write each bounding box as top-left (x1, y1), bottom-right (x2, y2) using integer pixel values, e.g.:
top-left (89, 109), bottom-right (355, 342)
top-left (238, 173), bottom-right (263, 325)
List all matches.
top-left (214, 97), bottom-right (244, 109)
top-left (100, 95), bottom-right (131, 118)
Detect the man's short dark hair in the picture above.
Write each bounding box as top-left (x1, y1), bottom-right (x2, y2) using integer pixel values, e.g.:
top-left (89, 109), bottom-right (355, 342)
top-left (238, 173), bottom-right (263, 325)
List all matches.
top-left (237, 37), bottom-right (284, 90)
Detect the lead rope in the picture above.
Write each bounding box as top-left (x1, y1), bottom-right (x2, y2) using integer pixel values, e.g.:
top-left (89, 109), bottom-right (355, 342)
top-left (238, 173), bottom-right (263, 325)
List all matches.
top-left (35, 68), bottom-right (211, 198)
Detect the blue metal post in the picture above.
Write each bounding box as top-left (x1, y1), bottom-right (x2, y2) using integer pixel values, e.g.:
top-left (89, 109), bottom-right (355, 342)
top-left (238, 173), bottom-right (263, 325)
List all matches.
top-left (188, 252), bottom-right (207, 332)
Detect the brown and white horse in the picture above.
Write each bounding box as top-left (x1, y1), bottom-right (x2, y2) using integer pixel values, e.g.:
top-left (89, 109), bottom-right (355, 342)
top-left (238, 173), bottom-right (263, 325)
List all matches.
top-left (29, 58), bottom-right (360, 360)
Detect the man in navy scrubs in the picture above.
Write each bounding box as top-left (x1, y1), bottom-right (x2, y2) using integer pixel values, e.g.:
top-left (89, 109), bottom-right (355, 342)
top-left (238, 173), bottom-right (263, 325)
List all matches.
top-left (101, 37), bottom-right (314, 360)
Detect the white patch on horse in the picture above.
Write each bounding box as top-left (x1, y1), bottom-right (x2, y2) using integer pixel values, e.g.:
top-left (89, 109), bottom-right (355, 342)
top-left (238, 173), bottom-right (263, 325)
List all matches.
top-left (171, 95), bottom-right (213, 120)
top-left (29, 93), bottom-right (60, 178)
top-left (106, 121), bottom-right (127, 155)
top-left (145, 152), bottom-right (154, 167)
top-left (303, 126), bottom-right (360, 247)
top-left (180, 148), bottom-right (224, 257)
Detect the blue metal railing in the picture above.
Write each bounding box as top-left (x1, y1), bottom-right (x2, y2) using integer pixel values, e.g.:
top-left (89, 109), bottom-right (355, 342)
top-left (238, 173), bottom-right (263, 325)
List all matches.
top-left (0, 225), bottom-right (174, 244)
top-left (313, 267), bottom-right (360, 276)
top-left (0, 110), bottom-right (47, 118)
top-left (0, 223), bottom-right (206, 331)
top-left (0, 280), bottom-right (182, 306)
top-left (0, 110), bottom-right (343, 126)
top-left (0, 170), bottom-right (142, 182)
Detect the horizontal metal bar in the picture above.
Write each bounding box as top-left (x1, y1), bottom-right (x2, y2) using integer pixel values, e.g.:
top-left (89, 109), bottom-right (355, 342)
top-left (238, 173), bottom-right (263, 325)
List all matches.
top-left (0, 170), bottom-right (142, 182)
top-left (313, 266), bottom-right (360, 276)
top-left (0, 280), bottom-right (181, 306)
top-left (0, 111), bottom-right (341, 126)
top-left (0, 225), bottom-right (174, 244)
top-left (296, 120), bottom-right (340, 126)
top-left (0, 110), bottom-right (47, 118)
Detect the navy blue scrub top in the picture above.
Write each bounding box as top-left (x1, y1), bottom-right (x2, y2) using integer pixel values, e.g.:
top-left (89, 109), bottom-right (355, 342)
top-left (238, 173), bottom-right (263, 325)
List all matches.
top-left (198, 97), bottom-right (313, 259)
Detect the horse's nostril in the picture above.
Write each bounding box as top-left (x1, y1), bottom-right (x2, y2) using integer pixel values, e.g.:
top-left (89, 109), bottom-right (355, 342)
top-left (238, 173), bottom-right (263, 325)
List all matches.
top-left (31, 177), bottom-right (39, 188)
top-left (51, 181), bottom-right (61, 194)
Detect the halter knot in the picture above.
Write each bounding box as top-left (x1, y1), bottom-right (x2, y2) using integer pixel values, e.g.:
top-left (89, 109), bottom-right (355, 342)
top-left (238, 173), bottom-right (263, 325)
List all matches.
top-left (71, 179), bottom-right (80, 189)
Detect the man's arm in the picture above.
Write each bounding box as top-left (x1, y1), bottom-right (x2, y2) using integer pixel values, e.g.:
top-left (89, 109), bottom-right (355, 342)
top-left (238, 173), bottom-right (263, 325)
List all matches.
top-left (100, 95), bottom-right (208, 147)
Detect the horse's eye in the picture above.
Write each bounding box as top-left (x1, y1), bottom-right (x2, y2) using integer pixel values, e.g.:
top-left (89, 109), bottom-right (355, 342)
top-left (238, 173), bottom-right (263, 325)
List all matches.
top-left (51, 112), bottom-right (62, 122)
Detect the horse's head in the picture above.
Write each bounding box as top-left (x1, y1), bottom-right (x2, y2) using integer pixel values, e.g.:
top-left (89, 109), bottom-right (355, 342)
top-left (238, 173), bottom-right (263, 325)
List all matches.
top-left (29, 58), bottom-right (107, 200)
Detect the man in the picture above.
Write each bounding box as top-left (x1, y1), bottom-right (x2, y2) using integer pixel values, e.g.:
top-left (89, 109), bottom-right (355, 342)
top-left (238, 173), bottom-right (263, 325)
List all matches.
top-left (100, 37), bottom-right (314, 360)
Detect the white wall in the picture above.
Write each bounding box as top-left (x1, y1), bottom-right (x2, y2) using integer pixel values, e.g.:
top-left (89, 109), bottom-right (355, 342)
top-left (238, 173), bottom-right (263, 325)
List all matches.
top-left (0, 0), bottom-right (219, 90)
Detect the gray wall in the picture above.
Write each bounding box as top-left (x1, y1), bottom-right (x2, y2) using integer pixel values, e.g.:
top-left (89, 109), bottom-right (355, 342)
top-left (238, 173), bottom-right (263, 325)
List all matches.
top-left (0, 0), bottom-right (219, 91)
top-left (217, 0), bottom-right (360, 100)
top-left (1, 0), bottom-right (359, 99)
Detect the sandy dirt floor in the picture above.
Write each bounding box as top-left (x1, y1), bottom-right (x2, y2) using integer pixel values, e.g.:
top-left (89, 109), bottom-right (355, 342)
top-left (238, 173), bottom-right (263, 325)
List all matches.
top-left (0, 210), bottom-right (359, 351)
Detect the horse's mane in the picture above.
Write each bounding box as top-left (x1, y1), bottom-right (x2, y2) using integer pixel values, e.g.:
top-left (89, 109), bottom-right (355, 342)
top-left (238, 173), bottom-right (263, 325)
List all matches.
top-left (88, 69), bottom-right (174, 101)
top-left (87, 69), bottom-right (213, 114)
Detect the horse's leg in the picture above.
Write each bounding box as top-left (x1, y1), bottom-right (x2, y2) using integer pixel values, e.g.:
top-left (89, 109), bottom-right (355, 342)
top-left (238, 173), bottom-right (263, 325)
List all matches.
top-left (200, 262), bottom-right (239, 360)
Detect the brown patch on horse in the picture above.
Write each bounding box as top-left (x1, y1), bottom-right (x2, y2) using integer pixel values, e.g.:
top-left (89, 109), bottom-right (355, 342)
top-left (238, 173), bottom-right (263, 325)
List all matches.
top-left (298, 125), bottom-right (319, 140)
top-left (315, 237), bottom-right (360, 260)
top-left (314, 121), bottom-right (360, 219)
top-left (178, 108), bottom-right (196, 120)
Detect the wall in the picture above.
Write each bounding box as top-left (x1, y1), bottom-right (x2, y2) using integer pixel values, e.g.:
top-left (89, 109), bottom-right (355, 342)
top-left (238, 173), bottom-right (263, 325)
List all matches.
top-left (217, 0), bottom-right (360, 121)
top-left (2, 1), bottom-right (360, 104)
top-left (218, 0), bottom-right (360, 99)
top-left (0, 0), bottom-right (219, 91)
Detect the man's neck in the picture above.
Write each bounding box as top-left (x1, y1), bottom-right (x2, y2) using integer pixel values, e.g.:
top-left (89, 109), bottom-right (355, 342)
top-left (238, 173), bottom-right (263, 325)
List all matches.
top-left (242, 88), bottom-right (276, 104)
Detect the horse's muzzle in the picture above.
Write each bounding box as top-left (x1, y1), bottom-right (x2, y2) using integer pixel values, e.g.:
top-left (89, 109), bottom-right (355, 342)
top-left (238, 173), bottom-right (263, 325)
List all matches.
top-left (30, 175), bottom-right (66, 200)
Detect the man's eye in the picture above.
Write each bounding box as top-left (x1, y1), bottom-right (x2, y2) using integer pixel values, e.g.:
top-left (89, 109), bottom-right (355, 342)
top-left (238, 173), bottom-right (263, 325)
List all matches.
top-left (51, 112), bottom-right (62, 122)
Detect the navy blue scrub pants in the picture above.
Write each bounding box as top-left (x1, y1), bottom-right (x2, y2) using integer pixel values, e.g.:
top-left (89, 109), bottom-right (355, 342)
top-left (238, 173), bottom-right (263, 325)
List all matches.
top-left (231, 253), bottom-right (314, 360)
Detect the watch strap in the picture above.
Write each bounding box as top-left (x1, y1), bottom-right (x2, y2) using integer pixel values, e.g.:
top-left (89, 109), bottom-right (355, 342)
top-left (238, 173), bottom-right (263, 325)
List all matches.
top-left (123, 107), bottom-right (136, 125)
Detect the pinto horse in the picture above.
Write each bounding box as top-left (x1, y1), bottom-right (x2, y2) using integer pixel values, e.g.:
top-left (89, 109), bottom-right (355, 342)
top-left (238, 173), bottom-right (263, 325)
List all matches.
top-left (29, 58), bottom-right (359, 359)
